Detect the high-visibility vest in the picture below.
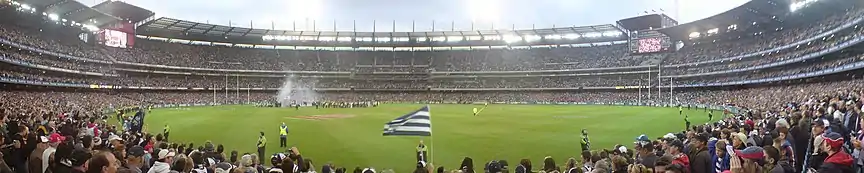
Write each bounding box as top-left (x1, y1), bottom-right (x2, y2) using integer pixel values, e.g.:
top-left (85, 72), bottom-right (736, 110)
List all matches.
top-left (279, 126), bottom-right (288, 136)
top-left (258, 136), bottom-right (267, 147)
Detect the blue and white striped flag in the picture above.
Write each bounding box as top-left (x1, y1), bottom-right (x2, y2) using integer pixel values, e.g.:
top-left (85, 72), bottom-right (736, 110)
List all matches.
top-left (383, 105), bottom-right (431, 136)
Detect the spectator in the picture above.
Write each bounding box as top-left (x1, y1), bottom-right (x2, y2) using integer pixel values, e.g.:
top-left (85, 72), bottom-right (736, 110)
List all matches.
top-left (688, 133), bottom-right (711, 173)
top-left (125, 146), bottom-right (146, 173)
top-left (666, 140), bottom-right (690, 171)
top-left (88, 151), bottom-right (120, 173)
top-left (817, 132), bottom-right (854, 173)
top-left (27, 136), bottom-right (48, 173)
top-left (149, 149), bottom-right (174, 173)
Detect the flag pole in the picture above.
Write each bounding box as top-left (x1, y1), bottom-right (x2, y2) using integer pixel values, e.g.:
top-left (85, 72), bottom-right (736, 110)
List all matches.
top-left (428, 104), bottom-right (434, 166)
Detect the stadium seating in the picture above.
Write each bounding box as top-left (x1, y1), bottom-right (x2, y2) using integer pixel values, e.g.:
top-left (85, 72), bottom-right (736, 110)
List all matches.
top-left (3, 1), bottom-right (864, 173)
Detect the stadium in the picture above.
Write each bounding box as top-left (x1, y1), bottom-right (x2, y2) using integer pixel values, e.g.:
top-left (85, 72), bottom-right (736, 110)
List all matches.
top-left (0, 0), bottom-right (863, 172)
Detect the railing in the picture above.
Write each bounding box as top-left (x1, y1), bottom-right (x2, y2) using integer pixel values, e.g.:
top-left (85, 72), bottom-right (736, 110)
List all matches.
top-left (0, 55), bottom-right (119, 77)
top-left (0, 39), bottom-right (112, 64)
top-left (3, 55), bottom-right (862, 90)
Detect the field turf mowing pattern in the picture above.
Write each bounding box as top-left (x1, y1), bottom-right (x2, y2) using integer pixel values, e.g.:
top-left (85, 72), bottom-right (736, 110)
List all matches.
top-left (141, 104), bottom-right (712, 172)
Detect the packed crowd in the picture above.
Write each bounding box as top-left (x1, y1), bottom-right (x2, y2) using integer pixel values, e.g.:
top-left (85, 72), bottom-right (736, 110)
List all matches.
top-left (662, 24), bottom-right (864, 76)
top-left (2, 77), bottom-right (864, 173)
top-left (0, 11), bottom-right (111, 62)
top-left (662, 7), bottom-right (864, 65)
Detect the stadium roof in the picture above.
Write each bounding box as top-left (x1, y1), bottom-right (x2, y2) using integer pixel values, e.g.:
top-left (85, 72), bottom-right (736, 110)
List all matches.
top-left (135, 17), bottom-right (628, 46)
top-left (92, 0), bottom-right (154, 24)
top-left (139, 17), bottom-right (623, 38)
top-left (658, 0), bottom-right (789, 41)
top-left (19, 0), bottom-right (120, 27)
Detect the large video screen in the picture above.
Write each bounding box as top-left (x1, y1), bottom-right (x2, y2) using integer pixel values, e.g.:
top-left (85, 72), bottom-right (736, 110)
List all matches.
top-left (102, 29), bottom-right (128, 48)
top-left (632, 37), bottom-right (671, 53)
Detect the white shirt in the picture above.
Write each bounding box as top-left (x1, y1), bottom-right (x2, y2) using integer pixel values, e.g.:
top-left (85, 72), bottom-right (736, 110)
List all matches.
top-left (41, 147), bottom-right (56, 173)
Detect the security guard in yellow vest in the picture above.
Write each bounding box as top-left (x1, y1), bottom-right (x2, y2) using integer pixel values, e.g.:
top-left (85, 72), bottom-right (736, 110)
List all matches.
top-left (164, 124), bottom-right (170, 142)
top-left (258, 131), bottom-right (267, 164)
top-left (279, 122), bottom-right (288, 147)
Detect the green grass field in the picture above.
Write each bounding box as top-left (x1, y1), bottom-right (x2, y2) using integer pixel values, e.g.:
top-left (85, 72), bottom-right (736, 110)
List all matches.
top-left (140, 104), bottom-right (713, 172)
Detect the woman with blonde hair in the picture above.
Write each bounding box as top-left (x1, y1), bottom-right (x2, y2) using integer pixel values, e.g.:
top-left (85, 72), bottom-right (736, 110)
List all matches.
top-left (626, 164), bottom-right (649, 173)
top-left (564, 158), bottom-right (579, 173)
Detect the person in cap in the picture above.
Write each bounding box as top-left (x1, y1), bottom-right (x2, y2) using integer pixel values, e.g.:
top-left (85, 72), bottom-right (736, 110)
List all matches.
top-left (810, 119), bottom-right (830, 169)
top-left (125, 146), bottom-right (146, 173)
top-left (69, 148), bottom-right (94, 173)
top-left (148, 149), bottom-right (174, 173)
top-left (634, 134), bottom-right (657, 169)
top-left (666, 140), bottom-right (690, 171)
top-left (28, 136), bottom-right (50, 173)
top-left (728, 146), bottom-right (765, 173)
top-left (817, 132), bottom-right (854, 173)
top-left (87, 151), bottom-right (120, 173)
top-left (730, 132), bottom-right (747, 150)
top-left (268, 153), bottom-right (286, 173)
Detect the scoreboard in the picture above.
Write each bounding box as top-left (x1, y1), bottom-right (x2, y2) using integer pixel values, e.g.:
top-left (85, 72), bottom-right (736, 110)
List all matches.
top-left (629, 30), bottom-right (672, 54)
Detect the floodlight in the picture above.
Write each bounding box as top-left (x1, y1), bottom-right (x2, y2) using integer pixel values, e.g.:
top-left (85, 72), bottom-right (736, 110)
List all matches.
top-left (544, 35), bottom-right (562, 40)
top-left (393, 37), bottom-right (410, 42)
top-left (415, 37), bottom-right (428, 42)
top-left (523, 35), bottom-right (541, 42)
top-left (501, 35), bottom-right (522, 43)
top-left (318, 37), bottom-right (336, 41)
top-left (262, 35), bottom-right (275, 40)
top-left (484, 35), bottom-right (501, 41)
top-left (706, 28), bottom-right (719, 34)
top-left (446, 36), bottom-right (463, 42)
top-left (689, 32), bottom-right (701, 38)
top-left (82, 24), bottom-right (98, 31)
top-left (727, 24), bottom-right (738, 30)
top-left (601, 31), bottom-right (622, 37)
top-left (20, 4), bottom-right (30, 10)
top-left (337, 37), bottom-right (352, 42)
top-left (563, 34), bottom-right (580, 39)
top-left (583, 33), bottom-right (601, 38)
top-left (375, 37), bottom-right (390, 42)
top-left (48, 14), bottom-right (59, 21)
top-left (431, 36), bottom-right (446, 42)
top-left (465, 36), bottom-right (482, 41)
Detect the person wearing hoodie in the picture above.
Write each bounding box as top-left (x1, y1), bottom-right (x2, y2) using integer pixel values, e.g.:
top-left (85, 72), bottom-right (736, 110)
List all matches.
top-left (667, 140), bottom-right (690, 172)
top-left (148, 149), bottom-right (174, 173)
top-left (689, 133), bottom-right (711, 173)
top-left (709, 140), bottom-right (729, 173)
top-left (817, 132), bottom-right (854, 173)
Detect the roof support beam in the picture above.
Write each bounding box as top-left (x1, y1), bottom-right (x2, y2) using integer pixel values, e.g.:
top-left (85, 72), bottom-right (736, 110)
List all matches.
top-left (165, 19), bottom-right (182, 28)
top-left (202, 25), bottom-right (217, 34)
top-left (182, 23), bottom-right (200, 33)
top-left (242, 29), bottom-right (253, 37)
top-left (221, 27), bottom-right (237, 37)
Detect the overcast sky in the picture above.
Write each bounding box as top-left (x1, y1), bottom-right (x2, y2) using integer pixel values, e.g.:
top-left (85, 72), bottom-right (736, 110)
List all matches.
top-left (83, 0), bottom-right (749, 32)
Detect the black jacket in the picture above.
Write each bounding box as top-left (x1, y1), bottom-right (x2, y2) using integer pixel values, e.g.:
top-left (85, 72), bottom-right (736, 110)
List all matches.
top-left (689, 148), bottom-right (711, 173)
